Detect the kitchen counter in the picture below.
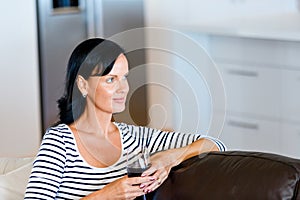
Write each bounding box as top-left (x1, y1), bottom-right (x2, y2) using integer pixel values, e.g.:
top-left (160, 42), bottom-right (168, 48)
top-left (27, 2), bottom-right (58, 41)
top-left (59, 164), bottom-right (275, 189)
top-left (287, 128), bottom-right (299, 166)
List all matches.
top-left (179, 12), bottom-right (300, 41)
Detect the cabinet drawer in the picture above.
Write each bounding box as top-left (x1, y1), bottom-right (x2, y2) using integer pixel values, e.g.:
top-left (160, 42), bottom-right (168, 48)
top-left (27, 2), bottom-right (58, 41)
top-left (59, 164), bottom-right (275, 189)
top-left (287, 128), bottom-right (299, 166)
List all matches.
top-left (282, 70), bottom-right (300, 122)
top-left (218, 63), bottom-right (281, 118)
top-left (219, 115), bottom-right (281, 154)
top-left (209, 35), bottom-right (300, 70)
top-left (281, 123), bottom-right (300, 159)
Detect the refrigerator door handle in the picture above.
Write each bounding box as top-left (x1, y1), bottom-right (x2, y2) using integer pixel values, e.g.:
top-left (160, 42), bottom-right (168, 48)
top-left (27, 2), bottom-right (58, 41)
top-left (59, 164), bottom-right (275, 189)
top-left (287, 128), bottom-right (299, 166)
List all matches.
top-left (94, 0), bottom-right (104, 37)
top-left (86, 0), bottom-right (96, 38)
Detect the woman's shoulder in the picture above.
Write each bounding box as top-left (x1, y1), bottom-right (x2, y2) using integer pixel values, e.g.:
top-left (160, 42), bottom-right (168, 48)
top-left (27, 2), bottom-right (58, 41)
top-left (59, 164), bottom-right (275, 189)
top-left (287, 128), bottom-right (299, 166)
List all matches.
top-left (114, 122), bottom-right (141, 129)
top-left (44, 123), bottom-right (73, 139)
top-left (114, 122), bottom-right (155, 133)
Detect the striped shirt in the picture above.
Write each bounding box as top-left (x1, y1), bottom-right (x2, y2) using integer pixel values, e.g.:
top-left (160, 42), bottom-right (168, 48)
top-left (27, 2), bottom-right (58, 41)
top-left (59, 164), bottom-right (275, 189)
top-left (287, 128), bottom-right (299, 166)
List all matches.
top-left (24, 122), bottom-right (226, 199)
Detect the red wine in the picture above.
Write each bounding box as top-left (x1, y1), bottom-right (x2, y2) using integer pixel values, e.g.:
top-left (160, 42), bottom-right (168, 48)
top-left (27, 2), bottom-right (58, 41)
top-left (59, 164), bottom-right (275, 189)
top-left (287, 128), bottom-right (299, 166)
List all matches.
top-left (127, 167), bottom-right (150, 200)
top-left (127, 167), bottom-right (146, 177)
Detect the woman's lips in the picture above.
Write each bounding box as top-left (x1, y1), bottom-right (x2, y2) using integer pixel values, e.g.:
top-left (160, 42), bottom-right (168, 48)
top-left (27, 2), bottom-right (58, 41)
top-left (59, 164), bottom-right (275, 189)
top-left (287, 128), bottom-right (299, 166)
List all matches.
top-left (113, 97), bottom-right (126, 103)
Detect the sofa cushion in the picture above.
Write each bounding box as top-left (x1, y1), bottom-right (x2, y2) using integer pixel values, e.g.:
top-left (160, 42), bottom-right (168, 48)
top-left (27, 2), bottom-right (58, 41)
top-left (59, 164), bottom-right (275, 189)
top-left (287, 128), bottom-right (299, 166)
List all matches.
top-left (0, 157), bottom-right (34, 175)
top-left (0, 157), bottom-right (34, 200)
top-left (151, 151), bottom-right (300, 200)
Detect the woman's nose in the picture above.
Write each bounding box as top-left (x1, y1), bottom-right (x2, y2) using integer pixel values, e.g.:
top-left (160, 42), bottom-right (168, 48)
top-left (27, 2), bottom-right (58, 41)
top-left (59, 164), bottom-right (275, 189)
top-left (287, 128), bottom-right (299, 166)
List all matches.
top-left (117, 79), bottom-right (129, 93)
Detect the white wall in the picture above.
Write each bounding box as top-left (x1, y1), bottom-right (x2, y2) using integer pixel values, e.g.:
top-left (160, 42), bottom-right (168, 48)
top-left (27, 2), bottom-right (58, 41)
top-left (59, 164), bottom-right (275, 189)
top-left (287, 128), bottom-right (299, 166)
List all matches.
top-left (0, 0), bottom-right (41, 157)
top-left (144, 0), bottom-right (298, 26)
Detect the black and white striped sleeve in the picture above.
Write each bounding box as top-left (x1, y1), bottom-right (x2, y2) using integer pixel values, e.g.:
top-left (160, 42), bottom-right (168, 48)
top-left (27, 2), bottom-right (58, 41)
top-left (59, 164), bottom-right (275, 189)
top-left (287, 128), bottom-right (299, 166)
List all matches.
top-left (24, 128), bottom-right (67, 199)
top-left (140, 127), bottom-right (226, 154)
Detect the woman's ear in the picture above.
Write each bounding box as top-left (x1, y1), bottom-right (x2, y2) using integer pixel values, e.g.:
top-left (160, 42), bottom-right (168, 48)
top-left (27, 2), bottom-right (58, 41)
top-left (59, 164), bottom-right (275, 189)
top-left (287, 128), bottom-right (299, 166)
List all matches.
top-left (77, 75), bottom-right (88, 98)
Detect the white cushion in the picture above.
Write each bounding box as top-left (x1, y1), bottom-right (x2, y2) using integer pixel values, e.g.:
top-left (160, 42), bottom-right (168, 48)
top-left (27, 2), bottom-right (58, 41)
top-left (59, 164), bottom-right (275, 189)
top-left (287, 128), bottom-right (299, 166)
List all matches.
top-left (0, 157), bottom-right (34, 200)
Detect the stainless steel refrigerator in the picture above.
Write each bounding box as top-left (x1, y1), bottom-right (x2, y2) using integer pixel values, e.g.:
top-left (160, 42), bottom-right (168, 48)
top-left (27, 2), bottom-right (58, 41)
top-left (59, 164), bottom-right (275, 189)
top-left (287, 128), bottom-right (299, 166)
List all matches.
top-left (37, 0), bottom-right (147, 131)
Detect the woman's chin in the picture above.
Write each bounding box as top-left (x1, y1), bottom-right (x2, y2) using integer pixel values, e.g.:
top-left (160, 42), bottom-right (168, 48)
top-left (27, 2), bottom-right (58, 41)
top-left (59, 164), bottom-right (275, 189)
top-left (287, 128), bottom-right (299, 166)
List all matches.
top-left (112, 107), bottom-right (125, 114)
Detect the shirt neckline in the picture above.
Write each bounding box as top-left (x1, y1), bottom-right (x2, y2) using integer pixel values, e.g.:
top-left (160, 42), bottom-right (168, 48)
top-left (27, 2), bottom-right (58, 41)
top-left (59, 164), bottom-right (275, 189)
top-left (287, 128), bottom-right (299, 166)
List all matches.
top-left (63, 122), bottom-right (125, 171)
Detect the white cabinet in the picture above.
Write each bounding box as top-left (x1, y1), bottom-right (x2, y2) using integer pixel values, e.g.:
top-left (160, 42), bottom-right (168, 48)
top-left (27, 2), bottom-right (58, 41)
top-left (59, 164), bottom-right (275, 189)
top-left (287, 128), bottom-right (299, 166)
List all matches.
top-left (209, 36), bottom-right (288, 66)
top-left (218, 63), bottom-right (282, 118)
top-left (282, 69), bottom-right (300, 122)
top-left (220, 115), bottom-right (281, 154)
top-left (196, 34), bottom-right (300, 158)
top-left (281, 123), bottom-right (300, 158)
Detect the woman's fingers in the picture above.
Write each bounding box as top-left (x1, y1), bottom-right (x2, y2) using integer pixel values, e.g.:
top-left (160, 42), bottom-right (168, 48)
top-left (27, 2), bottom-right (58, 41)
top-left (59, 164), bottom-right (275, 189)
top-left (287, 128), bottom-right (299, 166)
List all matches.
top-left (141, 168), bottom-right (169, 193)
top-left (139, 151), bottom-right (174, 193)
top-left (125, 188), bottom-right (146, 200)
top-left (141, 165), bottom-right (157, 177)
top-left (143, 177), bottom-right (163, 193)
top-left (142, 177), bottom-right (164, 193)
top-left (101, 176), bottom-right (148, 199)
top-left (127, 176), bottom-right (155, 186)
top-left (119, 177), bottom-right (152, 199)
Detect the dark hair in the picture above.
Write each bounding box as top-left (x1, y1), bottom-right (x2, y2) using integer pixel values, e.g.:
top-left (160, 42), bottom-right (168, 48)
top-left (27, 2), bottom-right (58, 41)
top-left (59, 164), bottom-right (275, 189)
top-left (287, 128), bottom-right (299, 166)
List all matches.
top-left (56, 38), bottom-right (125, 125)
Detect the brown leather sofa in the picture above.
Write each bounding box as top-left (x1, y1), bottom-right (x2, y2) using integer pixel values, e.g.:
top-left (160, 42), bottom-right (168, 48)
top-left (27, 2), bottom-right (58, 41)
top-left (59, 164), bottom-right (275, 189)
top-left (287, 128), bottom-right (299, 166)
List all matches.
top-left (148, 151), bottom-right (300, 200)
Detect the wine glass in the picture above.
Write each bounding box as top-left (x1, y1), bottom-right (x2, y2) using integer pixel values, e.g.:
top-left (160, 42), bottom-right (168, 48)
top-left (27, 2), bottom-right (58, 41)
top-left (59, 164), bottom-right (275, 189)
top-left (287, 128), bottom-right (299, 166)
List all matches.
top-left (127, 147), bottom-right (151, 200)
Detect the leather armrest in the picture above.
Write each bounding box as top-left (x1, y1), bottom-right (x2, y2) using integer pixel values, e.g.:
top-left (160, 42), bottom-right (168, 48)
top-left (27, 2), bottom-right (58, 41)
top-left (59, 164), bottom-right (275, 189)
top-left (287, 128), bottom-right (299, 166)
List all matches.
top-left (149, 151), bottom-right (300, 200)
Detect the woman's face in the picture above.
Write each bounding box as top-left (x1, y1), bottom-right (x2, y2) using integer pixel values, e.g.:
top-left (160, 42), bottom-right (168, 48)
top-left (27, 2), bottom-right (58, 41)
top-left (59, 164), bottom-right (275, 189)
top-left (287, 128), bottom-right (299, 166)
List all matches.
top-left (86, 54), bottom-right (129, 114)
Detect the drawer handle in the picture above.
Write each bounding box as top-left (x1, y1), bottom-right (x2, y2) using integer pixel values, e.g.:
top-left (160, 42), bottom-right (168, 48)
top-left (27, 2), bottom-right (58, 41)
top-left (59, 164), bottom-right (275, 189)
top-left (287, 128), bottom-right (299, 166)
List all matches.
top-left (228, 120), bottom-right (259, 130)
top-left (227, 69), bottom-right (258, 77)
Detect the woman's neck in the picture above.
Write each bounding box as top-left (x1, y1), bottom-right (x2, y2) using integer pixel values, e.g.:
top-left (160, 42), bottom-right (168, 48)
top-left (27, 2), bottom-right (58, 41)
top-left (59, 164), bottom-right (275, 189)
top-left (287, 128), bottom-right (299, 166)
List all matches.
top-left (72, 108), bottom-right (115, 138)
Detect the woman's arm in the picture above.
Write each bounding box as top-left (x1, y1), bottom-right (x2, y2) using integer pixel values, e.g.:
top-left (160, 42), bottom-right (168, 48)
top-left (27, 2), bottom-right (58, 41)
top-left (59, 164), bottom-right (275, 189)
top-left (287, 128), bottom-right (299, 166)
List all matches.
top-left (24, 128), bottom-right (66, 199)
top-left (146, 137), bottom-right (221, 175)
top-left (81, 176), bottom-right (155, 200)
top-left (141, 137), bottom-right (225, 193)
top-left (171, 137), bottom-right (221, 166)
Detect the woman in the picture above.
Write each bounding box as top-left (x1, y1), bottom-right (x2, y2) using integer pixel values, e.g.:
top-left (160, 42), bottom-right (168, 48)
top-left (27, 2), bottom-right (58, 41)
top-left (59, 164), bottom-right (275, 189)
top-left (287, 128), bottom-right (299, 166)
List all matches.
top-left (24, 38), bottom-right (226, 199)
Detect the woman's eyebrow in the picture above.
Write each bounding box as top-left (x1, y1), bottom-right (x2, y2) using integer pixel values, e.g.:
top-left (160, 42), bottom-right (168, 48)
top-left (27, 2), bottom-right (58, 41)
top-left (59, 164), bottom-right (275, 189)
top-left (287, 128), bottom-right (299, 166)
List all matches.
top-left (106, 74), bottom-right (118, 78)
top-left (108, 72), bottom-right (129, 77)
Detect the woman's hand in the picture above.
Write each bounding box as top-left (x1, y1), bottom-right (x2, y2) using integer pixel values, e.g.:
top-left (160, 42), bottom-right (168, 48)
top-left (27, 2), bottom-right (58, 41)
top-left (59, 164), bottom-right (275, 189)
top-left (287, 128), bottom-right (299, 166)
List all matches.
top-left (82, 175), bottom-right (155, 200)
top-left (140, 148), bottom-right (183, 193)
top-left (140, 138), bottom-right (220, 193)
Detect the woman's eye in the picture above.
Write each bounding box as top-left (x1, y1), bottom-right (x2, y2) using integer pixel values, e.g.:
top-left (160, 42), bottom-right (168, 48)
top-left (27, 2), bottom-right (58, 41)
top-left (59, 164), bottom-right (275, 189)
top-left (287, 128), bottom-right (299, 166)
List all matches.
top-left (106, 77), bottom-right (114, 83)
top-left (122, 75), bottom-right (128, 80)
